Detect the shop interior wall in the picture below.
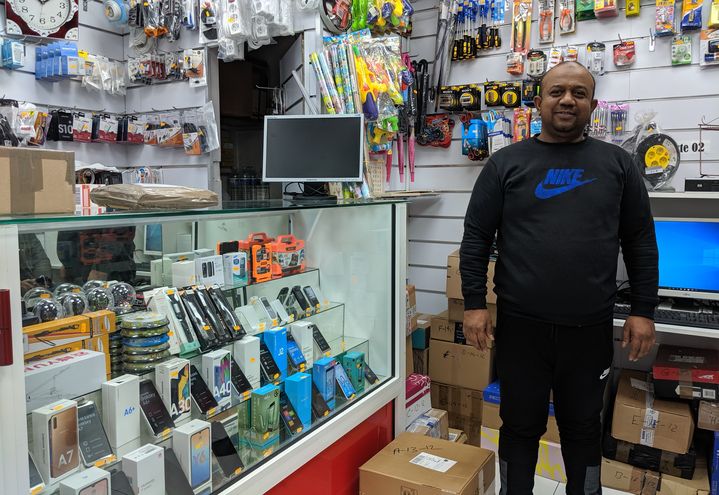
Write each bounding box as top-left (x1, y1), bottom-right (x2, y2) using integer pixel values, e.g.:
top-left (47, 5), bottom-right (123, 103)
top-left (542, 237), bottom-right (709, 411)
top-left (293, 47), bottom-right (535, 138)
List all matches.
top-left (400, 0), bottom-right (719, 314)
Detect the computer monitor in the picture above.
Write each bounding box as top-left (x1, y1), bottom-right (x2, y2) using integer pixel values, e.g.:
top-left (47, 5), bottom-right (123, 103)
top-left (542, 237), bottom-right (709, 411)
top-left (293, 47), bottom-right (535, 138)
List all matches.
top-left (655, 218), bottom-right (719, 301)
top-left (144, 224), bottom-right (163, 256)
top-left (262, 114), bottom-right (364, 183)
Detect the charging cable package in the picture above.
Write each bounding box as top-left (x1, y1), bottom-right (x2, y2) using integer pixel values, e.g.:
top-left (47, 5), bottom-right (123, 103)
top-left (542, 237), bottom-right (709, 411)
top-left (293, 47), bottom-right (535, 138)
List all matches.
top-left (586, 42), bottom-right (606, 75)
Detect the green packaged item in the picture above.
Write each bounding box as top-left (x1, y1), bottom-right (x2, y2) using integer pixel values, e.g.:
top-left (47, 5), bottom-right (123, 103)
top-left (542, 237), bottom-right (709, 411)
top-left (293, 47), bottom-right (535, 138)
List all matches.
top-left (250, 384), bottom-right (280, 444)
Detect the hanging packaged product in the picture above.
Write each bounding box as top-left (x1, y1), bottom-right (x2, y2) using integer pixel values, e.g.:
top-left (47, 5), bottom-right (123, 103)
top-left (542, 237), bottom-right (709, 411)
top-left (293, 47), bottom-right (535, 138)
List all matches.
top-left (538, 0), bottom-right (556, 43)
top-left (558, 0), bottom-right (576, 33)
top-left (461, 115), bottom-right (489, 161)
top-left (182, 110), bottom-right (204, 155)
top-left (681, 0), bottom-right (703, 30)
top-left (73, 112), bottom-right (93, 143)
top-left (512, 108), bottom-right (531, 142)
top-left (484, 82), bottom-right (502, 107)
top-left (620, 113), bottom-right (680, 191)
top-left (609, 103), bottom-right (628, 142)
top-left (126, 116), bottom-right (145, 144)
top-left (419, 114), bottom-right (454, 148)
top-left (711, 0), bottom-right (719, 27)
top-left (506, 52), bottom-right (525, 75)
top-left (522, 79), bottom-right (540, 106)
top-left (199, 0), bottom-right (220, 43)
top-left (547, 46), bottom-right (564, 69)
top-left (47, 110), bottom-right (74, 142)
top-left (526, 50), bottom-right (548, 78)
top-left (586, 42), bottom-right (606, 75)
top-left (1, 39), bottom-right (25, 69)
top-left (613, 40), bottom-right (636, 66)
top-left (699, 29), bottom-right (719, 66)
top-left (270, 235), bottom-right (306, 278)
top-left (183, 49), bottom-right (207, 87)
top-left (626, 0), bottom-right (640, 15)
top-left (157, 113), bottom-right (184, 148)
top-left (500, 82), bottom-right (522, 108)
top-left (484, 110), bottom-right (512, 154)
top-left (530, 110), bottom-right (542, 136)
top-left (656, 0), bottom-right (676, 36)
top-left (15, 103), bottom-right (48, 146)
top-left (510, 0), bottom-right (532, 54)
top-left (594, 0), bottom-right (618, 16)
top-left (94, 114), bottom-right (120, 143)
top-left (564, 44), bottom-right (579, 62)
top-left (576, 0), bottom-right (596, 20)
top-left (438, 85), bottom-right (482, 112)
top-left (588, 100), bottom-right (608, 138)
top-left (671, 35), bottom-right (693, 65)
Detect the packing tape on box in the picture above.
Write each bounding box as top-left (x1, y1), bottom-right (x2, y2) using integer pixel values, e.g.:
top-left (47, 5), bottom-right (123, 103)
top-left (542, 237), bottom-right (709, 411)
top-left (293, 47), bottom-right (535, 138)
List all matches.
top-left (640, 393), bottom-right (658, 448)
top-left (1, 148), bottom-right (74, 214)
top-left (629, 467), bottom-right (643, 494)
top-left (679, 368), bottom-right (694, 399)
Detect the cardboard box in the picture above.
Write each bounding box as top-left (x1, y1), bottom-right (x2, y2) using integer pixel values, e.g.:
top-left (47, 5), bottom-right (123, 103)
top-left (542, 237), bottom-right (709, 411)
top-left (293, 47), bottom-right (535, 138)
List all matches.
top-left (653, 345), bottom-right (719, 401)
top-left (85, 310), bottom-right (116, 336)
top-left (23, 316), bottom-right (91, 356)
top-left (431, 311), bottom-right (464, 343)
top-left (644, 471), bottom-right (661, 495)
top-left (480, 426), bottom-right (566, 482)
top-left (449, 428), bottom-right (468, 444)
top-left (426, 408), bottom-right (449, 440)
top-left (431, 382), bottom-right (483, 446)
top-left (429, 340), bottom-right (494, 391)
top-left (701, 401), bottom-right (719, 432)
top-left (407, 284), bottom-right (418, 335)
top-left (446, 250), bottom-right (496, 304)
top-left (407, 374), bottom-right (432, 425)
top-left (658, 459), bottom-right (710, 495)
top-left (480, 400), bottom-right (560, 444)
top-left (82, 333), bottom-right (110, 376)
top-left (24, 340), bottom-right (84, 364)
top-left (601, 458), bottom-right (646, 494)
top-left (406, 414), bottom-right (443, 438)
top-left (412, 314), bottom-right (432, 350)
top-left (603, 431), bottom-right (697, 480)
top-left (612, 371), bottom-right (695, 455)
top-left (0, 147), bottom-right (75, 215)
top-left (413, 348), bottom-right (429, 376)
top-left (359, 432), bottom-right (495, 495)
top-left (122, 444), bottom-right (165, 495)
top-left (449, 300), bottom-right (498, 327)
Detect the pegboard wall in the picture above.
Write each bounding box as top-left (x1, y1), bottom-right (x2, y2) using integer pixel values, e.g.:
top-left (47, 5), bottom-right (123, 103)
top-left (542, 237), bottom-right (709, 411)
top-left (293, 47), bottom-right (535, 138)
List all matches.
top-left (402, 0), bottom-right (719, 314)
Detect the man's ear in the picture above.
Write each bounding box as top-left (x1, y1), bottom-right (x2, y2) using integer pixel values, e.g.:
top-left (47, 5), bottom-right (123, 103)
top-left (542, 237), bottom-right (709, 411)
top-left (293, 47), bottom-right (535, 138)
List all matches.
top-left (533, 95), bottom-right (542, 110)
top-left (590, 99), bottom-right (598, 113)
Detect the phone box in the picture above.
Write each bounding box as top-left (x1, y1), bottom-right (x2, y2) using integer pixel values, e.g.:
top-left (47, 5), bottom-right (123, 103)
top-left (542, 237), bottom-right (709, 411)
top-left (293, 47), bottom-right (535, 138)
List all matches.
top-left (235, 305), bottom-right (266, 335)
top-left (23, 315), bottom-right (91, 356)
top-left (264, 327), bottom-right (288, 380)
top-left (202, 350), bottom-right (232, 410)
top-left (25, 349), bottom-right (105, 411)
top-left (156, 358), bottom-right (192, 424)
top-left (122, 444), bottom-right (165, 495)
top-left (250, 384), bottom-right (281, 443)
top-left (313, 357), bottom-right (337, 411)
top-left (234, 336), bottom-right (261, 389)
top-left (653, 345), bottom-right (719, 401)
top-left (59, 466), bottom-right (111, 495)
top-left (285, 373), bottom-right (312, 429)
top-left (85, 310), bottom-right (116, 336)
top-left (195, 255), bottom-right (224, 286)
top-left (32, 399), bottom-right (80, 485)
top-left (290, 321), bottom-right (314, 369)
top-left (406, 373), bottom-right (432, 425)
top-left (342, 351), bottom-right (365, 394)
top-left (172, 260), bottom-right (197, 288)
top-left (101, 374), bottom-right (141, 449)
top-left (173, 419), bottom-right (213, 493)
top-left (82, 333), bottom-right (111, 377)
top-left (223, 252), bottom-right (248, 287)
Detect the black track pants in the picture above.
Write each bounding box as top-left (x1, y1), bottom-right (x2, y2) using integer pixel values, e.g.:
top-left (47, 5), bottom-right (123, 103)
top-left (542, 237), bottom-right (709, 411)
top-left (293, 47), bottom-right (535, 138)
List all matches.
top-left (495, 311), bottom-right (613, 495)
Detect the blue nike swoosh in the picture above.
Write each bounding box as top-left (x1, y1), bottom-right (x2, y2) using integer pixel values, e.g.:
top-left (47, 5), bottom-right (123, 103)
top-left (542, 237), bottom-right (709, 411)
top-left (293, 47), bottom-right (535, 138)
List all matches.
top-left (535, 178), bottom-right (597, 199)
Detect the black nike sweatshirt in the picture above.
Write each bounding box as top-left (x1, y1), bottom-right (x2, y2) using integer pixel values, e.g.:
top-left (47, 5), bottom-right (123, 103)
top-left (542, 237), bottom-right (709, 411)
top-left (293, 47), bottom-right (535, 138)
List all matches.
top-left (460, 136), bottom-right (659, 325)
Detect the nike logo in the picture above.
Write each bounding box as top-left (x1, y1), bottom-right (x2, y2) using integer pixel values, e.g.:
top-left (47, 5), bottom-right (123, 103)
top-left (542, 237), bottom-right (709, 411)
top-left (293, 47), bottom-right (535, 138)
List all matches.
top-left (599, 367), bottom-right (610, 380)
top-left (535, 168), bottom-right (597, 199)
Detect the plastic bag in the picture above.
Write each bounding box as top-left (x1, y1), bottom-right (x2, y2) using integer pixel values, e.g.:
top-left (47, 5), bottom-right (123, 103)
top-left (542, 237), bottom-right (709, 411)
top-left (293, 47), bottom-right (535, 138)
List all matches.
top-left (90, 184), bottom-right (219, 210)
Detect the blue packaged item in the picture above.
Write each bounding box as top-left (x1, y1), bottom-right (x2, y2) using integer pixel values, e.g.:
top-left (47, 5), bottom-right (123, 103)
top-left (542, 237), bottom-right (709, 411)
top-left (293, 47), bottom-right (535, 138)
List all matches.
top-left (285, 373), bottom-right (312, 429)
top-left (313, 357), bottom-right (337, 410)
top-left (286, 338), bottom-right (307, 372)
top-left (483, 380), bottom-right (555, 415)
top-left (263, 327), bottom-right (288, 380)
top-left (342, 352), bottom-right (365, 393)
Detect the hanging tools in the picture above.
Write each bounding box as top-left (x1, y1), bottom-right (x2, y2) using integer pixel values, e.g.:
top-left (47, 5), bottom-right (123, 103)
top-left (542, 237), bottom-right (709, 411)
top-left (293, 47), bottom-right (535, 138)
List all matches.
top-left (559, 0), bottom-right (576, 33)
top-left (538, 0), bottom-right (555, 43)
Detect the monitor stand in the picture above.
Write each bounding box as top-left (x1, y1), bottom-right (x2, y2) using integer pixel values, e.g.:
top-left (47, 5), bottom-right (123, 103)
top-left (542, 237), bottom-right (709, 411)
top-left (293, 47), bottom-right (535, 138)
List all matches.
top-left (287, 182), bottom-right (337, 204)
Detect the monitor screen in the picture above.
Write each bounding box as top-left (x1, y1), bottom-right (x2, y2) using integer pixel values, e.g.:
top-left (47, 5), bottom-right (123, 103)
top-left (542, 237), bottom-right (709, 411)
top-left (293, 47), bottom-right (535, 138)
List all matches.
top-left (263, 115), bottom-right (364, 182)
top-left (655, 219), bottom-right (719, 300)
top-left (144, 224), bottom-right (163, 255)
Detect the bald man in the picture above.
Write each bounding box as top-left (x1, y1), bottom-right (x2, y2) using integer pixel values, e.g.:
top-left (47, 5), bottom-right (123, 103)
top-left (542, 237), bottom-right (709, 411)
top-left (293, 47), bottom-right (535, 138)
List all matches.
top-left (460, 62), bottom-right (658, 494)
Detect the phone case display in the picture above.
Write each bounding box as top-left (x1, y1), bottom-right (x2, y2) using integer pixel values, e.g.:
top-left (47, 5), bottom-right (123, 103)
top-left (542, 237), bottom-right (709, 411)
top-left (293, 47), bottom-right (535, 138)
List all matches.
top-left (59, 466), bottom-right (110, 495)
top-left (239, 233), bottom-right (273, 284)
top-left (269, 235), bottom-right (305, 278)
top-left (122, 444), bottom-right (165, 495)
top-left (174, 420), bottom-right (213, 492)
top-left (202, 350), bottom-right (233, 410)
top-left (32, 399), bottom-right (80, 485)
top-left (156, 358), bottom-right (192, 424)
top-left (8, 201), bottom-right (401, 495)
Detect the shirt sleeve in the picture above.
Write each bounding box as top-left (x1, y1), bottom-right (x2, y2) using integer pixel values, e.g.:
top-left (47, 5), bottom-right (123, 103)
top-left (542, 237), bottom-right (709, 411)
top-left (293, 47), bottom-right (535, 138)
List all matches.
top-left (460, 159), bottom-right (503, 310)
top-left (619, 155), bottom-right (659, 319)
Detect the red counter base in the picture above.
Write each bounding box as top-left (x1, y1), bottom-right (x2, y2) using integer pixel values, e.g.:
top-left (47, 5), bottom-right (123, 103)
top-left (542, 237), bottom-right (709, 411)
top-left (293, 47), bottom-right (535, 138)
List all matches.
top-left (266, 401), bottom-right (395, 495)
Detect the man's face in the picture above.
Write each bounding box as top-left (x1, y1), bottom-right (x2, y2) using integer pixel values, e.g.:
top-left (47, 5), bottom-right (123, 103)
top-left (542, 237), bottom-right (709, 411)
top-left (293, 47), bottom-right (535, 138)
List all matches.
top-left (534, 63), bottom-right (597, 139)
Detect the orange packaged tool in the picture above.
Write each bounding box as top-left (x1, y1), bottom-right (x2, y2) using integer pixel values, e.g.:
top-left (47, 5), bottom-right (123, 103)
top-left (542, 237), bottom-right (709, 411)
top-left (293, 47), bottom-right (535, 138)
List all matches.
top-left (239, 233), bottom-right (274, 284)
top-left (270, 235), bottom-right (306, 278)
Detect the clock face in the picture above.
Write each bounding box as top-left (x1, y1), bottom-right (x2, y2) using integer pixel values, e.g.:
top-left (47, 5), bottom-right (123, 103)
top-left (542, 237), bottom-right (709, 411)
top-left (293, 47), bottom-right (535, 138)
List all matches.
top-left (5, 0), bottom-right (79, 39)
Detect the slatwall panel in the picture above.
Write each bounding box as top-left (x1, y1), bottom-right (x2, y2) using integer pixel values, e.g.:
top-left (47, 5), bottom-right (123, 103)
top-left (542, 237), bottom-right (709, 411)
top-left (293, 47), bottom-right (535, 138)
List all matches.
top-left (403, 0), bottom-right (719, 313)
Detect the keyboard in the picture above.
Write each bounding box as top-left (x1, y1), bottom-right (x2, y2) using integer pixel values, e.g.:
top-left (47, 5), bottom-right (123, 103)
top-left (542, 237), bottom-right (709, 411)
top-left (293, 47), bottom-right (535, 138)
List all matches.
top-left (614, 302), bottom-right (719, 330)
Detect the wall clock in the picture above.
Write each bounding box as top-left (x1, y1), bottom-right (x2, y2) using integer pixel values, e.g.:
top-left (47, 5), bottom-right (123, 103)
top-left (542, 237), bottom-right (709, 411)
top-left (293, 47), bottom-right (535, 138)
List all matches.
top-left (5, 0), bottom-right (79, 39)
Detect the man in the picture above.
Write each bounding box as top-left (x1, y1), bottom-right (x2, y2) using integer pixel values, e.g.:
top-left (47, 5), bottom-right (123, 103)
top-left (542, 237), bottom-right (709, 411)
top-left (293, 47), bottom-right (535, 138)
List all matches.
top-left (460, 62), bottom-right (658, 494)
top-left (19, 234), bottom-right (52, 295)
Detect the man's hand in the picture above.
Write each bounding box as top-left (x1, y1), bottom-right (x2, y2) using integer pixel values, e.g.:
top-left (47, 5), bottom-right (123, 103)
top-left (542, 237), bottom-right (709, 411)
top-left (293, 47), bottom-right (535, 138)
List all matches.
top-left (622, 316), bottom-right (656, 362)
top-left (21, 279), bottom-right (38, 294)
top-left (464, 309), bottom-right (494, 351)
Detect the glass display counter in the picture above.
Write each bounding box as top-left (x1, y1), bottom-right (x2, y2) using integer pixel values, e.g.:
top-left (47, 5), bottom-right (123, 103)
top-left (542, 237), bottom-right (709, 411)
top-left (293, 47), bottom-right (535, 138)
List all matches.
top-left (0, 199), bottom-right (407, 495)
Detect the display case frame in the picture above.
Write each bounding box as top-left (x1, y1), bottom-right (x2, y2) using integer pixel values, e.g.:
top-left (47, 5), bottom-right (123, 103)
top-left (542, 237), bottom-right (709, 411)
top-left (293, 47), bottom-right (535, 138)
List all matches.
top-left (0, 199), bottom-right (407, 495)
